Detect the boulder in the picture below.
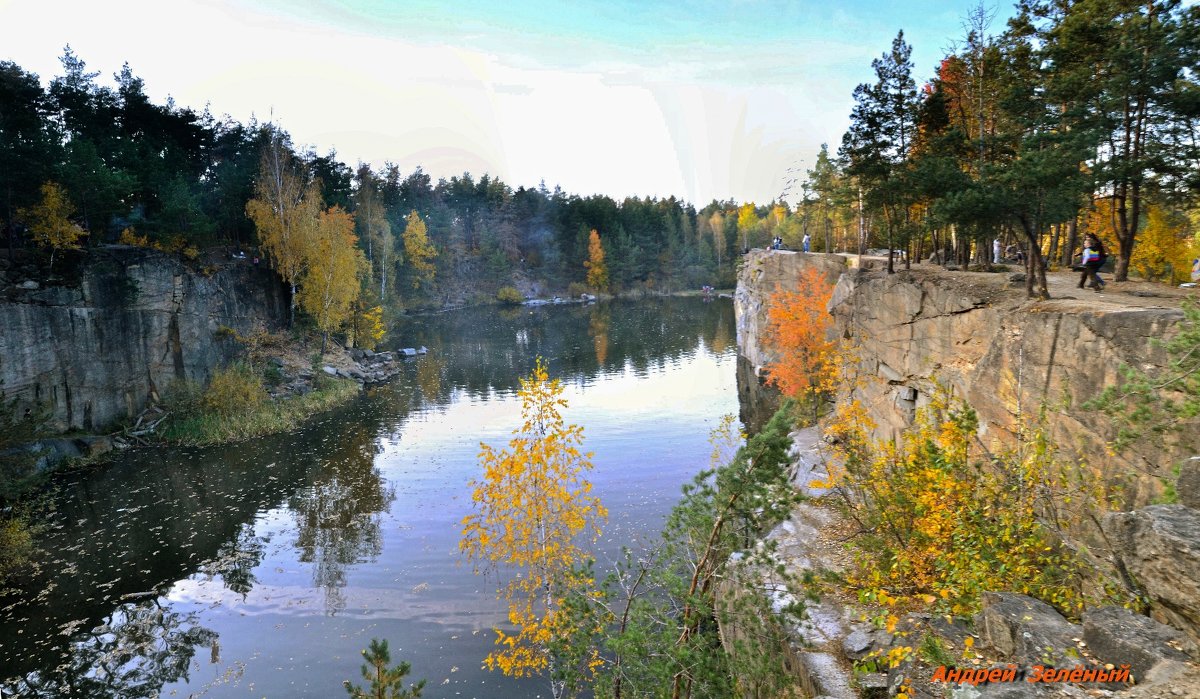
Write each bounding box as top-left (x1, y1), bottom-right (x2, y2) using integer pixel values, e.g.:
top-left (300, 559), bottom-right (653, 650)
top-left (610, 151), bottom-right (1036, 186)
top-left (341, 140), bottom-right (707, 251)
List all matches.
top-left (322, 365), bottom-right (338, 376)
top-left (975, 592), bottom-right (1082, 667)
top-left (1082, 606), bottom-right (1193, 684)
top-left (349, 348), bottom-right (365, 360)
top-left (1104, 506), bottom-right (1200, 644)
top-left (74, 435), bottom-right (113, 458)
top-left (1178, 457), bottom-right (1200, 509)
top-left (399, 348), bottom-right (418, 357)
top-left (18, 280), bottom-right (39, 290)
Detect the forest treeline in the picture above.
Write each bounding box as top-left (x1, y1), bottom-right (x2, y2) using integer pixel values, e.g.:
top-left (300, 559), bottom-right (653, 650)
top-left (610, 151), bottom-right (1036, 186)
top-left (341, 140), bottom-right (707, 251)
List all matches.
top-left (2, 0), bottom-right (1198, 321)
top-left (0, 46), bottom-right (771, 316)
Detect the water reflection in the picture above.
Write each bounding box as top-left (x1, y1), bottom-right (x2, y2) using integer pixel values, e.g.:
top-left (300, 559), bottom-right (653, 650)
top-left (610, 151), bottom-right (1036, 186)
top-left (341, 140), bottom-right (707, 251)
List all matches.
top-left (1, 298), bottom-right (741, 698)
top-left (289, 421), bottom-right (396, 614)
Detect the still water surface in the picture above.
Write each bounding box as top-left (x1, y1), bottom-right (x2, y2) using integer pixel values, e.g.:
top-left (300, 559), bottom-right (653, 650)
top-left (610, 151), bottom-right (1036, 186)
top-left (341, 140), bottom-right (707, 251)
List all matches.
top-left (1, 297), bottom-right (742, 698)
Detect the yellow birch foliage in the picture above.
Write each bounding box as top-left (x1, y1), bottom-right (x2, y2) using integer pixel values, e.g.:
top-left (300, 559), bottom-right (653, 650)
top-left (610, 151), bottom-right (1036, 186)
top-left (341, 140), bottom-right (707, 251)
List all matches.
top-left (296, 206), bottom-right (368, 339)
top-left (246, 147), bottom-right (312, 293)
top-left (830, 393), bottom-right (1095, 617)
top-left (584, 229), bottom-right (608, 292)
top-left (763, 267), bottom-right (840, 398)
top-left (460, 358), bottom-right (607, 680)
top-left (1133, 204), bottom-right (1193, 283)
top-left (402, 210), bottom-right (437, 289)
top-left (20, 181), bottom-right (84, 262)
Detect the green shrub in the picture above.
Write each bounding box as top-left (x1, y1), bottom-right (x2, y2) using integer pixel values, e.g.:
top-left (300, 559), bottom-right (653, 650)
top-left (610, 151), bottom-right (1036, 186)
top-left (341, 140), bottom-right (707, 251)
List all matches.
top-left (567, 282), bottom-right (589, 298)
top-left (201, 364), bottom-right (266, 417)
top-left (496, 286), bottom-right (524, 305)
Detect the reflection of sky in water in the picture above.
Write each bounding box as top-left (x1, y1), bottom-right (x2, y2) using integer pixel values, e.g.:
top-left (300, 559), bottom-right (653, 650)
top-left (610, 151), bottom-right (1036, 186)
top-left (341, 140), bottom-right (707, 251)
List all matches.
top-left (4, 299), bottom-right (741, 699)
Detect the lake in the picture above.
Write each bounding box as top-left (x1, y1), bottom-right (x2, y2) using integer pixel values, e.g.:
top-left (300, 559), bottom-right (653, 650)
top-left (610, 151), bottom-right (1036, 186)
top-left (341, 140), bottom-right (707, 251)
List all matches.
top-left (0, 297), bottom-right (751, 698)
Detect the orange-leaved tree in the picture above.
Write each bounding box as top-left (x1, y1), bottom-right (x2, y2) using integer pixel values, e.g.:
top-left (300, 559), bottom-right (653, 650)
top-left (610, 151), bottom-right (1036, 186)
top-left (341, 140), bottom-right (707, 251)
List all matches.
top-left (763, 266), bottom-right (841, 401)
top-left (460, 357), bottom-right (607, 698)
top-left (584, 229), bottom-right (608, 293)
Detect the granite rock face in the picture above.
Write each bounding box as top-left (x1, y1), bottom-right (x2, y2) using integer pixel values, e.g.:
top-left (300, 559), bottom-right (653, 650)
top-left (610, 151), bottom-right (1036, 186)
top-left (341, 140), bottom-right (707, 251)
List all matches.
top-left (734, 252), bottom-right (1200, 645)
top-left (736, 252), bottom-right (1187, 505)
top-left (1082, 606), bottom-right (1193, 684)
top-left (976, 592), bottom-right (1082, 667)
top-left (1, 248), bottom-right (286, 431)
top-left (1104, 505), bottom-right (1200, 645)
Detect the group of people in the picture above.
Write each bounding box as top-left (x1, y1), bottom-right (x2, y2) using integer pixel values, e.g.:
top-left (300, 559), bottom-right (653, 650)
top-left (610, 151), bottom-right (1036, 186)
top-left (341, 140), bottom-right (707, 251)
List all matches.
top-left (770, 233), bottom-right (812, 252)
top-left (991, 238), bottom-right (1025, 263)
top-left (990, 235), bottom-right (1108, 292)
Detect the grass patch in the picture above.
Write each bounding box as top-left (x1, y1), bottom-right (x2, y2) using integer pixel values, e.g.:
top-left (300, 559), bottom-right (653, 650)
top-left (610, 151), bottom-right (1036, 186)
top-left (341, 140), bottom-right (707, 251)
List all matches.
top-left (160, 374), bottom-right (360, 446)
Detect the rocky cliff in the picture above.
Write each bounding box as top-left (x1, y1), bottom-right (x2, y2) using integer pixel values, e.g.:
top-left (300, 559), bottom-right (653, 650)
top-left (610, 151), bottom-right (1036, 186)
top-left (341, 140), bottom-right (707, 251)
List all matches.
top-left (736, 249), bottom-right (1190, 505)
top-left (735, 248), bottom-right (1200, 647)
top-left (0, 247), bottom-right (286, 432)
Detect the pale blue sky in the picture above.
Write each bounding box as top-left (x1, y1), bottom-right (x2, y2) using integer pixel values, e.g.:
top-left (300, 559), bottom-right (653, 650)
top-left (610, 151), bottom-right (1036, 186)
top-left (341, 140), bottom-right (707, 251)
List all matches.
top-left (0, 0), bottom-right (1012, 204)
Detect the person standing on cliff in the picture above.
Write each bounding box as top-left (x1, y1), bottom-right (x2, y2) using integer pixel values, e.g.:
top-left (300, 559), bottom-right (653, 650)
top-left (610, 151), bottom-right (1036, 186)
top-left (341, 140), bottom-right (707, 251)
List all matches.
top-left (1079, 234), bottom-right (1107, 291)
top-left (802, 233), bottom-right (811, 253)
top-left (993, 238), bottom-right (1002, 264)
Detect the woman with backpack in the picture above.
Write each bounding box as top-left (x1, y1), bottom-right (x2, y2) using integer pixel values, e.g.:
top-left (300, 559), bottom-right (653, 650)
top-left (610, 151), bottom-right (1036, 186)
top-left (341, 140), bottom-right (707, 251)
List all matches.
top-left (1079, 234), bottom-right (1107, 291)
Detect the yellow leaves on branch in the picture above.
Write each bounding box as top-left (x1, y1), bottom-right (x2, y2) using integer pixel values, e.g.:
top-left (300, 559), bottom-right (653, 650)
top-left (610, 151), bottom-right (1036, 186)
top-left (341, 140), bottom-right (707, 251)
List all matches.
top-left (246, 140), bottom-right (310, 290)
top-left (763, 267), bottom-right (842, 399)
top-left (830, 391), bottom-right (1094, 617)
top-left (460, 357), bottom-right (606, 679)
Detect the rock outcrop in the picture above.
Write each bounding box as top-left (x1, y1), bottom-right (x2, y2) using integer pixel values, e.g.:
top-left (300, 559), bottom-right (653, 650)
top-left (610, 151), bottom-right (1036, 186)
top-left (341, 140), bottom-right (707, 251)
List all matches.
top-left (735, 249), bottom-right (1190, 506)
top-left (0, 247), bottom-right (286, 431)
top-left (1105, 505), bottom-right (1200, 644)
top-left (733, 249), bottom-right (1200, 676)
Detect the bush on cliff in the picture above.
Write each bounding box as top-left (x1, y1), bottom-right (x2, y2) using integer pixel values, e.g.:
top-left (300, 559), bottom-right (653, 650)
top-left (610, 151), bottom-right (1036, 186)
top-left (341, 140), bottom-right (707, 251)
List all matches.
top-left (823, 392), bottom-right (1117, 619)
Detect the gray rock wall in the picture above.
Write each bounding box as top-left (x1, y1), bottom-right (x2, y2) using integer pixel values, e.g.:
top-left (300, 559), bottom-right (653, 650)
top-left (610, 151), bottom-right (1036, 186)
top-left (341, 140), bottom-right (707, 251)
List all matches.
top-left (0, 248), bottom-right (286, 431)
top-left (735, 251), bottom-right (1187, 506)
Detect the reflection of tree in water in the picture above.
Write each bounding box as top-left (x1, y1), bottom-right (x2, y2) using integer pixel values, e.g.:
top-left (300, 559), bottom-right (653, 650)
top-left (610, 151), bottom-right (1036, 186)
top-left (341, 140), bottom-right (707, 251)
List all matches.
top-left (2, 599), bottom-right (218, 698)
top-left (390, 298), bottom-right (738, 402)
top-left (707, 302), bottom-right (734, 354)
top-left (289, 422), bottom-right (396, 614)
top-left (414, 352), bottom-right (445, 405)
top-left (198, 522), bottom-right (266, 598)
top-left (589, 304), bottom-right (611, 366)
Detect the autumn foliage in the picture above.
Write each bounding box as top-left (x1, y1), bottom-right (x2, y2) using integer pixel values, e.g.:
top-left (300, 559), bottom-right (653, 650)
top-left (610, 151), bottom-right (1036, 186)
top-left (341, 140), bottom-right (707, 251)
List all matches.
top-left (19, 181), bottom-right (84, 266)
top-left (763, 267), bottom-right (840, 399)
top-left (823, 393), bottom-right (1104, 618)
top-left (584, 229), bottom-right (608, 292)
top-left (460, 358), bottom-right (606, 690)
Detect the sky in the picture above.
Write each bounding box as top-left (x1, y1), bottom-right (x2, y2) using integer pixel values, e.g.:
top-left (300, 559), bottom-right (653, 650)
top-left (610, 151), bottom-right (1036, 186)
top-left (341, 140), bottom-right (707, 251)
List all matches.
top-left (0, 0), bottom-right (1013, 205)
